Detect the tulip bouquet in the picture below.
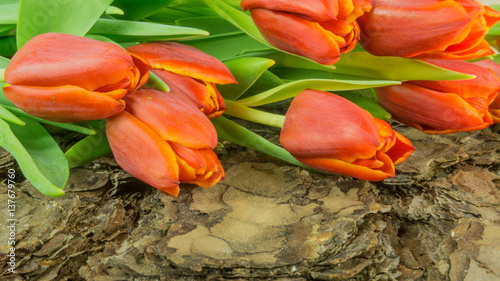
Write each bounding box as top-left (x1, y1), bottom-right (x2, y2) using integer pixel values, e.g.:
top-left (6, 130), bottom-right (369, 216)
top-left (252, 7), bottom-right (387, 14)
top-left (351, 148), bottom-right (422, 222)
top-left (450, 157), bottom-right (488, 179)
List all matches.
top-left (0, 0), bottom-right (500, 197)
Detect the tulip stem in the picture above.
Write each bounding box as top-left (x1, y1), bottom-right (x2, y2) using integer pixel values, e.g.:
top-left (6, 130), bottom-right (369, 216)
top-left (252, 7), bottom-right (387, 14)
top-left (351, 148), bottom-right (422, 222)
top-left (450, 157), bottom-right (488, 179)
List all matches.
top-left (146, 72), bottom-right (170, 92)
top-left (224, 100), bottom-right (285, 128)
top-left (0, 68), bottom-right (5, 82)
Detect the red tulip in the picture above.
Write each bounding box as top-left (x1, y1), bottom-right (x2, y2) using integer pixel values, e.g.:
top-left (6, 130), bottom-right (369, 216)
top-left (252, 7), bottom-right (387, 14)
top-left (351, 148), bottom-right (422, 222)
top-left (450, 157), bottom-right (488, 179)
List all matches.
top-left (473, 59), bottom-right (500, 123)
top-left (280, 89), bottom-right (414, 181)
top-left (3, 33), bottom-right (151, 122)
top-left (375, 59), bottom-right (500, 134)
top-left (126, 42), bottom-right (236, 118)
top-left (358, 0), bottom-right (500, 60)
top-left (241, 0), bottom-right (372, 65)
top-left (106, 88), bottom-right (224, 196)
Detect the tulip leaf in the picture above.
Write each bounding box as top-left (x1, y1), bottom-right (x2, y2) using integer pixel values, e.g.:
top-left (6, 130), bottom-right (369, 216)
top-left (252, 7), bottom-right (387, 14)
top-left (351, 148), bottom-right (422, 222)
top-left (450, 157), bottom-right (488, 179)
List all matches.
top-left (0, 55), bottom-right (9, 67)
top-left (65, 127), bottom-right (111, 169)
top-left (175, 16), bottom-right (240, 36)
top-left (219, 57), bottom-right (275, 101)
top-left (0, 36), bottom-right (16, 57)
top-left (105, 6), bottom-right (124, 16)
top-left (238, 70), bottom-right (285, 100)
top-left (0, 116), bottom-right (67, 197)
top-left (212, 116), bottom-right (306, 168)
top-left (334, 52), bottom-right (475, 81)
top-left (0, 3), bottom-right (19, 25)
top-left (183, 32), bottom-right (269, 61)
top-left (17, 0), bottom-right (114, 48)
top-left (88, 18), bottom-right (209, 42)
top-left (334, 91), bottom-right (392, 120)
top-left (111, 0), bottom-right (178, 20)
top-left (0, 104), bottom-right (24, 125)
top-left (235, 79), bottom-right (400, 107)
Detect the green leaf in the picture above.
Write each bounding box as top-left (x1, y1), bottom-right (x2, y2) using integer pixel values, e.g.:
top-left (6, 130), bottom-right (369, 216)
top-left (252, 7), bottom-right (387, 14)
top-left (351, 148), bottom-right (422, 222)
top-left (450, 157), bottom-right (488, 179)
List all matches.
top-left (176, 16), bottom-right (240, 35)
top-left (0, 36), bottom-right (16, 57)
top-left (88, 18), bottom-right (208, 42)
top-left (0, 104), bottom-right (24, 125)
top-left (0, 116), bottom-right (67, 197)
top-left (182, 32), bottom-right (268, 61)
top-left (0, 55), bottom-right (9, 67)
top-left (65, 127), bottom-right (111, 169)
top-left (0, 3), bottom-right (19, 25)
top-left (334, 91), bottom-right (391, 120)
top-left (212, 116), bottom-right (306, 168)
top-left (334, 52), bottom-right (475, 81)
top-left (235, 79), bottom-right (400, 107)
top-left (17, 0), bottom-right (114, 48)
top-left (111, 0), bottom-right (178, 20)
top-left (238, 70), bottom-right (285, 100)
top-left (219, 57), bottom-right (275, 100)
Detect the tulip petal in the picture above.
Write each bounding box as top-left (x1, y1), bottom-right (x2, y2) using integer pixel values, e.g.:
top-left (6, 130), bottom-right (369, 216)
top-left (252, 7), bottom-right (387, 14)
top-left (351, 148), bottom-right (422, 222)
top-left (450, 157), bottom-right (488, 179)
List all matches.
top-left (295, 152), bottom-right (395, 181)
top-left (5, 33), bottom-right (141, 92)
top-left (127, 42), bottom-right (236, 85)
top-left (249, 8), bottom-right (342, 65)
top-left (280, 90), bottom-right (380, 162)
top-left (386, 131), bottom-right (415, 165)
top-left (179, 148), bottom-right (225, 189)
top-left (3, 84), bottom-right (126, 123)
top-left (124, 88), bottom-right (218, 149)
top-left (241, 0), bottom-right (339, 21)
top-left (152, 69), bottom-right (209, 109)
top-left (106, 111), bottom-right (180, 196)
top-left (412, 59), bottom-right (500, 99)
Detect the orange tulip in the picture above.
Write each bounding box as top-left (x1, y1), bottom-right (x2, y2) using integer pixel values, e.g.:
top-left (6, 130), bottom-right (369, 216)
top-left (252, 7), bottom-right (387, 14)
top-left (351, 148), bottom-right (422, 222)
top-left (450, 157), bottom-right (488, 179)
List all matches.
top-left (280, 89), bottom-right (414, 181)
top-left (240, 0), bottom-right (372, 65)
top-left (358, 0), bottom-right (500, 60)
top-left (3, 33), bottom-right (150, 122)
top-left (473, 59), bottom-right (500, 123)
top-left (126, 42), bottom-right (236, 118)
top-left (375, 59), bottom-right (500, 134)
top-left (106, 88), bottom-right (224, 196)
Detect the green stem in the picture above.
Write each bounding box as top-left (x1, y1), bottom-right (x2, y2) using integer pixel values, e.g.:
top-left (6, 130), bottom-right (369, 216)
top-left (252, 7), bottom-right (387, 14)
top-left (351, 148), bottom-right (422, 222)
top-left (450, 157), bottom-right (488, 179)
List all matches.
top-left (0, 68), bottom-right (5, 83)
top-left (145, 72), bottom-right (170, 92)
top-left (224, 99), bottom-right (285, 128)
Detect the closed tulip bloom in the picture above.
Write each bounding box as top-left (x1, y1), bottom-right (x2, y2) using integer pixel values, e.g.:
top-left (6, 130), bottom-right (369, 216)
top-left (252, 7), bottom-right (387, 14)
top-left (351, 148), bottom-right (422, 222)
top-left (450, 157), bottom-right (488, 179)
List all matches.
top-left (126, 42), bottom-right (236, 118)
top-left (472, 59), bottom-right (500, 123)
top-left (375, 60), bottom-right (500, 134)
top-left (106, 88), bottom-right (224, 196)
top-left (358, 0), bottom-right (500, 60)
top-left (280, 89), bottom-right (414, 181)
top-left (241, 0), bottom-right (372, 65)
top-left (3, 33), bottom-right (151, 122)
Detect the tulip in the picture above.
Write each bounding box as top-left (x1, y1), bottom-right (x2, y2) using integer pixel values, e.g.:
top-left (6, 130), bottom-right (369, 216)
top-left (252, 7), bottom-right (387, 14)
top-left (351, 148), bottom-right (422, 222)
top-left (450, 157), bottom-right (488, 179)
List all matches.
top-left (280, 89), bottom-right (414, 181)
top-left (3, 33), bottom-right (151, 122)
top-left (126, 42), bottom-right (236, 118)
top-left (375, 59), bottom-right (500, 134)
top-left (240, 0), bottom-right (372, 65)
top-left (358, 0), bottom-right (500, 60)
top-left (473, 59), bottom-right (500, 123)
top-left (106, 88), bottom-right (224, 196)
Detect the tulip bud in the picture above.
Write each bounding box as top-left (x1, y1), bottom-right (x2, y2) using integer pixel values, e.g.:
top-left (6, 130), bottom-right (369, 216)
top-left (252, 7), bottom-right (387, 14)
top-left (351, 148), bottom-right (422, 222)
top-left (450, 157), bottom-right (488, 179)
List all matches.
top-left (126, 42), bottom-right (236, 118)
top-left (358, 0), bottom-right (500, 60)
top-left (241, 0), bottom-right (372, 65)
top-left (280, 89), bottom-right (414, 181)
top-left (375, 59), bottom-right (500, 134)
top-left (106, 88), bottom-right (224, 196)
top-left (3, 33), bottom-right (151, 122)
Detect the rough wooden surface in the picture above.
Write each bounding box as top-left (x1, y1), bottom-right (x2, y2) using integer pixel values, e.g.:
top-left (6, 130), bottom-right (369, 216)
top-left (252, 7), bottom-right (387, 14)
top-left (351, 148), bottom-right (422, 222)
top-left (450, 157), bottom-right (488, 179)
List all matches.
top-left (0, 124), bottom-right (499, 280)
